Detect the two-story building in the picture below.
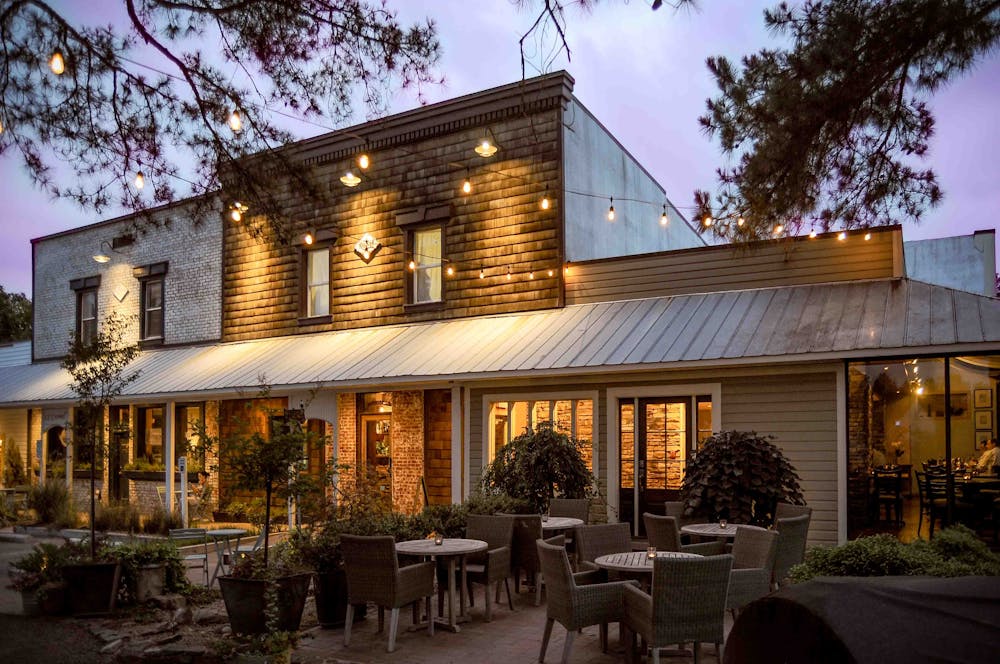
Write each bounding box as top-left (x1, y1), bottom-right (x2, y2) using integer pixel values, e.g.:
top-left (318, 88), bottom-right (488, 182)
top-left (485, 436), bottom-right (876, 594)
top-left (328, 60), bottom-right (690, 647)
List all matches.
top-left (1, 71), bottom-right (998, 546)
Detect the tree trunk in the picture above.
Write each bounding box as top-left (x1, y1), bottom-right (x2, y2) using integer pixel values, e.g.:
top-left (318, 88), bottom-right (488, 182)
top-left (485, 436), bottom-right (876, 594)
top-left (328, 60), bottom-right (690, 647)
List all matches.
top-left (89, 442), bottom-right (96, 561)
top-left (263, 482), bottom-right (271, 567)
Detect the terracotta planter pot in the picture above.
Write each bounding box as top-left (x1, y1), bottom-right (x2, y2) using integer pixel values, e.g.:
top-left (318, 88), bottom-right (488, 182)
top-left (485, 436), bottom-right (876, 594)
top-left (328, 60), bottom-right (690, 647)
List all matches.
top-left (219, 573), bottom-right (311, 635)
top-left (61, 562), bottom-right (122, 616)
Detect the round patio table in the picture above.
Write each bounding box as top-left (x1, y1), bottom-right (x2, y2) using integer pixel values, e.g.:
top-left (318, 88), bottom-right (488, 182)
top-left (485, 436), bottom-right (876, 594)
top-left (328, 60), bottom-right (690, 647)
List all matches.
top-left (594, 550), bottom-right (700, 574)
top-left (206, 528), bottom-right (246, 586)
top-left (680, 523), bottom-right (767, 539)
top-left (541, 516), bottom-right (583, 534)
top-left (396, 538), bottom-right (487, 632)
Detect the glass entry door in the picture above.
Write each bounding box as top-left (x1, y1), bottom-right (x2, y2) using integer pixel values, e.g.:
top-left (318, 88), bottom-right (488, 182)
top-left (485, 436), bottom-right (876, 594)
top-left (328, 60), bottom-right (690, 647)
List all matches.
top-left (620, 398), bottom-right (691, 536)
top-left (361, 415), bottom-right (392, 504)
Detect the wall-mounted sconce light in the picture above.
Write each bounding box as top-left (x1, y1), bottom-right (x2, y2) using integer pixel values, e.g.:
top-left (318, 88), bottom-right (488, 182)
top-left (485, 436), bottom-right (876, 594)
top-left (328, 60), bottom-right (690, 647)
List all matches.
top-left (474, 128), bottom-right (499, 157)
top-left (92, 234), bottom-right (134, 263)
top-left (340, 170), bottom-right (361, 187)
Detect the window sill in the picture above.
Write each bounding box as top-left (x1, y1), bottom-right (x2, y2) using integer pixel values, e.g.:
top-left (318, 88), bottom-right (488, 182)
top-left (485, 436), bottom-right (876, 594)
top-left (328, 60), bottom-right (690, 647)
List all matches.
top-left (139, 338), bottom-right (164, 349)
top-left (404, 301), bottom-right (445, 314)
top-left (298, 315), bottom-right (333, 326)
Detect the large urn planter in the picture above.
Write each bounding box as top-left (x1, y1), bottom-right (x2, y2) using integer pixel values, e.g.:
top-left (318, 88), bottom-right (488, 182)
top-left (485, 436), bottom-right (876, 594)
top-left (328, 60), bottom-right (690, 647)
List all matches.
top-left (61, 562), bottom-right (122, 616)
top-left (313, 569), bottom-right (366, 628)
top-left (135, 563), bottom-right (166, 602)
top-left (219, 573), bottom-right (311, 635)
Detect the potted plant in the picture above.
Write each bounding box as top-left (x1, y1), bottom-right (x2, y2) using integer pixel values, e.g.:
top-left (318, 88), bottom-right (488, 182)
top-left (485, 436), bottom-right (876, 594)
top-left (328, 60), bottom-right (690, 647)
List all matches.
top-left (480, 421), bottom-right (596, 514)
top-left (219, 541), bottom-right (311, 635)
top-left (60, 312), bottom-right (140, 614)
top-left (102, 539), bottom-right (188, 603)
top-left (6, 541), bottom-right (82, 615)
top-left (679, 430), bottom-right (805, 526)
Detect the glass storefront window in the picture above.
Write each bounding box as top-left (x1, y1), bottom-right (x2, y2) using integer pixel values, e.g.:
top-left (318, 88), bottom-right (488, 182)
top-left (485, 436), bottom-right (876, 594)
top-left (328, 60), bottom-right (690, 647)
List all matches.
top-left (487, 397), bottom-right (594, 470)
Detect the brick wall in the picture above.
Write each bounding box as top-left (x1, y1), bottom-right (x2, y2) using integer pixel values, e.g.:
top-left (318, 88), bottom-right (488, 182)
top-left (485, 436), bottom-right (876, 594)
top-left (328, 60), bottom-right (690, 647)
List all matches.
top-left (336, 393), bottom-right (358, 496)
top-left (390, 391), bottom-right (424, 514)
top-left (222, 108), bottom-right (564, 342)
top-left (33, 202), bottom-right (223, 360)
top-left (423, 389), bottom-right (451, 505)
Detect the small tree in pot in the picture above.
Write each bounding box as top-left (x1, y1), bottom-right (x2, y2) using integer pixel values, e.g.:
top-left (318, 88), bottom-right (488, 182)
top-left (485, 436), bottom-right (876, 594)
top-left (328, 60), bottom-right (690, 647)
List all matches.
top-left (680, 430), bottom-right (804, 526)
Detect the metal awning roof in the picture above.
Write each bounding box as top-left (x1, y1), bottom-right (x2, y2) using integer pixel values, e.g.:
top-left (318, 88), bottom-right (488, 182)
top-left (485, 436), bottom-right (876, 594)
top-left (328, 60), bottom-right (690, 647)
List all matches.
top-left (2, 278), bottom-right (998, 406)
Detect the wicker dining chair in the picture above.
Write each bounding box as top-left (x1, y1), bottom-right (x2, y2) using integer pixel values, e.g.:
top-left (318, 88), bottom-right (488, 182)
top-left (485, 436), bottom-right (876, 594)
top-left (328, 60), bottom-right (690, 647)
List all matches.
top-left (549, 498), bottom-right (590, 523)
top-left (642, 513), bottom-right (725, 556)
top-left (464, 514), bottom-right (515, 621)
top-left (772, 514), bottom-right (810, 589)
top-left (504, 514), bottom-right (542, 602)
top-left (340, 534), bottom-right (435, 653)
top-left (726, 527), bottom-right (778, 618)
top-left (774, 502), bottom-right (812, 521)
top-left (574, 522), bottom-right (633, 576)
top-left (622, 554), bottom-right (734, 664)
top-left (168, 528), bottom-right (209, 586)
top-left (536, 537), bottom-right (638, 664)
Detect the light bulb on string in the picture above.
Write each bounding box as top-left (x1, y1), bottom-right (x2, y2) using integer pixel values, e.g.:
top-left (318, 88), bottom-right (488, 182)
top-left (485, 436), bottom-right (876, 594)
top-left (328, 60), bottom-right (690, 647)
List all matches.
top-left (607, 197), bottom-right (615, 221)
top-left (408, 259), bottom-right (416, 271)
top-left (49, 52), bottom-right (65, 75)
top-left (506, 265), bottom-right (512, 281)
top-left (303, 231), bottom-right (314, 245)
top-left (357, 153), bottom-right (370, 170)
top-left (809, 228), bottom-right (818, 239)
top-left (660, 204), bottom-right (668, 226)
top-left (737, 216), bottom-right (745, 227)
top-left (838, 231), bottom-right (847, 241)
top-left (228, 109), bottom-right (242, 132)
top-left (547, 269), bottom-right (554, 277)
top-left (528, 267), bottom-right (535, 280)
top-left (462, 171), bottom-right (472, 195)
top-left (703, 215), bottom-right (713, 228)
top-left (864, 232), bottom-right (872, 241)
top-left (134, 170), bottom-right (145, 190)
top-left (773, 224), bottom-right (784, 235)
top-left (541, 188), bottom-right (551, 210)
top-left (446, 265), bottom-right (454, 277)
top-left (479, 265), bottom-right (485, 279)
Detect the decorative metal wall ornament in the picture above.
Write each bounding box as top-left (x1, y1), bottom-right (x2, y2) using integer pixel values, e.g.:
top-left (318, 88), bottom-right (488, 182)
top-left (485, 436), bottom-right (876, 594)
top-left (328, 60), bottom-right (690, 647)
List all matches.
top-left (353, 233), bottom-right (382, 263)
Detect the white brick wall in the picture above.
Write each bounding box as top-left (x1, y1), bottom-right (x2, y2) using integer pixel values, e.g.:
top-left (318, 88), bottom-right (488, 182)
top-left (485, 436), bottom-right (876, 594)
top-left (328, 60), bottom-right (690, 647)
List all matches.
top-left (33, 202), bottom-right (222, 359)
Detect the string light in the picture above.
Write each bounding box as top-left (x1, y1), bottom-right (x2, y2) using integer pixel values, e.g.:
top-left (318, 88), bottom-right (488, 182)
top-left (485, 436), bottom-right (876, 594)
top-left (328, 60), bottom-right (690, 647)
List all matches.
top-left (864, 232), bottom-right (872, 241)
top-left (607, 197), bottom-right (615, 221)
top-left (49, 52), bottom-right (65, 75)
top-left (228, 109), bottom-right (242, 132)
top-left (229, 201), bottom-right (247, 222)
top-left (134, 170), bottom-right (145, 190)
top-left (479, 265), bottom-right (485, 279)
top-left (462, 171), bottom-right (472, 195)
top-left (303, 231), bottom-right (314, 245)
top-left (340, 170), bottom-right (361, 187)
top-left (660, 204), bottom-right (668, 226)
top-left (357, 153), bottom-right (370, 170)
top-left (773, 224), bottom-right (784, 235)
top-left (809, 228), bottom-right (818, 239)
top-left (408, 259), bottom-right (416, 271)
top-left (737, 216), bottom-right (745, 227)
top-left (528, 268), bottom-right (535, 280)
top-left (564, 263), bottom-right (571, 276)
top-left (541, 188), bottom-right (550, 210)
top-left (506, 265), bottom-right (512, 280)
top-left (446, 265), bottom-right (454, 276)
top-left (547, 268), bottom-right (554, 277)
top-left (838, 231), bottom-right (847, 241)
top-left (703, 215), bottom-right (713, 227)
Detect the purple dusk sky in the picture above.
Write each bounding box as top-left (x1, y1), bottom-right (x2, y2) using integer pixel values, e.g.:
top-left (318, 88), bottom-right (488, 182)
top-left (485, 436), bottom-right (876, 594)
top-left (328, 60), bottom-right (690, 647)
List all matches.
top-left (1, 1), bottom-right (998, 296)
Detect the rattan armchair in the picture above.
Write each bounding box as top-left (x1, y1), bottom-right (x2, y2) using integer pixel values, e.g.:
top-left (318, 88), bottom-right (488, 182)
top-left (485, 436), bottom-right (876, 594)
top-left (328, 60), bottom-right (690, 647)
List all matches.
top-left (642, 513), bottom-right (725, 556)
top-left (341, 534), bottom-right (435, 653)
top-left (772, 514), bottom-right (810, 589)
top-left (726, 527), bottom-right (778, 617)
top-left (508, 514), bottom-right (545, 605)
top-left (537, 537), bottom-right (638, 663)
top-left (622, 554), bottom-right (734, 664)
top-left (464, 514), bottom-right (515, 621)
top-left (774, 502), bottom-right (812, 521)
top-left (549, 498), bottom-right (590, 523)
top-left (574, 522), bottom-right (632, 575)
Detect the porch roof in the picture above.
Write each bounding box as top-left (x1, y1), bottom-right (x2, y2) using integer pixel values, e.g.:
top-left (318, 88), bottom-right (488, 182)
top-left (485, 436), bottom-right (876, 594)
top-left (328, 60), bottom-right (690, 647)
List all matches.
top-left (2, 278), bottom-right (998, 406)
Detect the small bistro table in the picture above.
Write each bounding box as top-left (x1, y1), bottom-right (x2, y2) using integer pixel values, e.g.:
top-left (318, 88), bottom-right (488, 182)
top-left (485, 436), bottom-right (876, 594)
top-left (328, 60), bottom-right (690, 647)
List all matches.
top-left (205, 527), bottom-right (246, 586)
top-left (541, 516), bottom-right (584, 534)
top-left (680, 523), bottom-right (767, 540)
top-left (594, 550), bottom-right (701, 574)
top-left (395, 538), bottom-right (487, 632)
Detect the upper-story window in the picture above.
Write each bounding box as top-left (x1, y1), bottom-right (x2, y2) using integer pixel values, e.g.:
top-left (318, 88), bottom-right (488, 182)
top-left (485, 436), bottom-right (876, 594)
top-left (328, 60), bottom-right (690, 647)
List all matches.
top-left (410, 226), bottom-right (443, 304)
top-left (397, 204), bottom-right (451, 310)
top-left (133, 262), bottom-right (168, 344)
top-left (306, 247), bottom-right (330, 317)
top-left (69, 275), bottom-right (101, 345)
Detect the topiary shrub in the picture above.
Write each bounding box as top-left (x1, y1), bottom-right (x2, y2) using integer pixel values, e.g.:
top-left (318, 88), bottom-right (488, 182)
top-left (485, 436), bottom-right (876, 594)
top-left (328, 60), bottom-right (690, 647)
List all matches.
top-left (679, 430), bottom-right (804, 526)
top-left (790, 525), bottom-right (1000, 583)
top-left (480, 421), bottom-right (595, 514)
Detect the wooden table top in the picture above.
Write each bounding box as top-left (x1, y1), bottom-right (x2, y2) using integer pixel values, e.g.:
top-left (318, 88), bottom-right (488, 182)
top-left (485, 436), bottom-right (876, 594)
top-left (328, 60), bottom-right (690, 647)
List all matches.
top-left (594, 550), bottom-right (700, 573)
top-left (541, 516), bottom-right (584, 531)
top-left (395, 538), bottom-right (488, 556)
top-left (679, 523), bottom-right (767, 538)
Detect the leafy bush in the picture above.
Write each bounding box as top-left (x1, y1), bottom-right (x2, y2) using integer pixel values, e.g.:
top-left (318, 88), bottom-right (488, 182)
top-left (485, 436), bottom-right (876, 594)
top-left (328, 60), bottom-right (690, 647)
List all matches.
top-left (93, 501), bottom-right (141, 533)
top-left (27, 481), bottom-right (77, 527)
top-left (464, 491), bottom-right (532, 516)
top-left (680, 430), bottom-right (804, 525)
top-left (101, 539), bottom-right (189, 603)
top-left (141, 505), bottom-right (183, 535)
top-left (7, 540), bottom-right (89, 592)
top-left (480, 421), bottom-right (595, 514)
top-left (2, 436), bottom-right (27, 486)
top-left (790, 525), bottom-right (1000, 582)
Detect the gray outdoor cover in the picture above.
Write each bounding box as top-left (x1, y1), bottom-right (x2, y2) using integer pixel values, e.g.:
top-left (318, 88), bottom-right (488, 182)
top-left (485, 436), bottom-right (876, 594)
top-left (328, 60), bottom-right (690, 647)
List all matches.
top-left (724, 576), bottom-right (1000, 663)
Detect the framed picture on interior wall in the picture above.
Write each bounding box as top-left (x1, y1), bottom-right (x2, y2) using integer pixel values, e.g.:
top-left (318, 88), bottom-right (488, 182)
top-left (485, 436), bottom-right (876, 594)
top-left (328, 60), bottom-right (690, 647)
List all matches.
top-left (974, 388), bottom-right (993, 409)
top-left (974, 410), bottom-right (993, 430)
top-left (976, 430), bottom-right (993, 448)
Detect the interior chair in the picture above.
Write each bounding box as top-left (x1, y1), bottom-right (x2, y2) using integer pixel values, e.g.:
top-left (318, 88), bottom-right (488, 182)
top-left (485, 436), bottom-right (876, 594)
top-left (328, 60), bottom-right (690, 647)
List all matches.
top-left (340, 534), bottom-right (435, 653)
top-left (168, 528), bottom-right (209, 586)
top-left (873, 467), bottom-right (904, 527)
top-left (622, 554), bottom-right (734, 664)
top-left (772, 514), bottom-right (810, 589)
top-left (574, 522), bottom-right (633, 576)
top-left (642, 513), bottom-right (725, 556)
top-left (463, 514), bottom-right (515, 622)
top-left (923, 471), bottom-right (975, 536)
top-left (774, 502), bottom-right (812, 521)
top-left (726, 527), bottom-right (778, 619)
top-left (507, 514), bottom-right (544, 605)
top-left (536, 537), bottom-right (638, 664)
top-left (914, 471), bottom-right (932, 536)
